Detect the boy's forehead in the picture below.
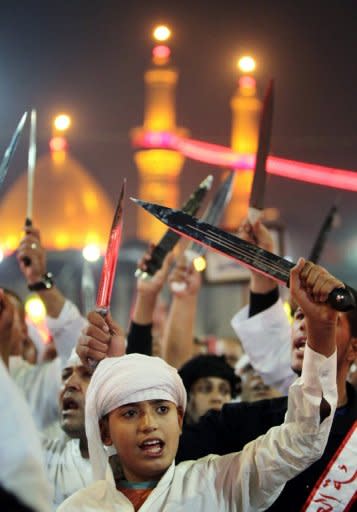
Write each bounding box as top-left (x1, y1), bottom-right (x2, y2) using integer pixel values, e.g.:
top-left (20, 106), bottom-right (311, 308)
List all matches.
top-left (119, 399), bottom-right (172, 408)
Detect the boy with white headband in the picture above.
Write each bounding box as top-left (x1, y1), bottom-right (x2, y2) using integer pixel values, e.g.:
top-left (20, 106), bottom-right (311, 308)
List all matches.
top-left (59, 259), bottom-right (340, 511)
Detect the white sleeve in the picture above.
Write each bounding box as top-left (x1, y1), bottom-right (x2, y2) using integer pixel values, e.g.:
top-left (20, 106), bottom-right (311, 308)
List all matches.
top-left (231, 298), bottom-right (295, 394)
top-left (9, 356), bottom-right (62, 431)
top-left (47, 300), bottom-right (87, 367)
top-left (207, 345), bottom-right (337, 512)
top-left (0, 359), bottom-right (52, 512)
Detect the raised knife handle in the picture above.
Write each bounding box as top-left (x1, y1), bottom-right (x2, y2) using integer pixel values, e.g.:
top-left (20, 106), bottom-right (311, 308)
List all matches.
top-left (87, 307), bottom-right (110, 370)
top-left (327, 285), bottom-right (357, 312)
top-left (22, 218), bottom-right (33, 267)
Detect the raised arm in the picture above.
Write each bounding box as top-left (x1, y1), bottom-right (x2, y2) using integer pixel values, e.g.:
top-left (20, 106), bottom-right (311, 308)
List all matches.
top-left (199, 259), bottom-right (339, 511)
top-left (161, 255), bottom-right (202, 368)
top-left (126, 247), bottom-right (174, 355)
top-left (17, 224), bottom-right (86, 364)
top-left (231, 217), bottom-right (294, 393)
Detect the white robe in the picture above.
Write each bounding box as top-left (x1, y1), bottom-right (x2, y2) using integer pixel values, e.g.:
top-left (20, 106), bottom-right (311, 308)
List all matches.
top-left (0, 359), bottom-right (52, 512)
top-left (58, 346), bottom-right (337, 512)
top-left (44, 437), bottom-right (92, 509)
top-left (231, 298), bottom-right (296, 395)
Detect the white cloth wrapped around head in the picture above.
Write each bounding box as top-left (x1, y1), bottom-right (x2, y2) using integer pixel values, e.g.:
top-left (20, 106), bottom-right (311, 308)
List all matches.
top-left (85, 353), bottom-right (187, 481)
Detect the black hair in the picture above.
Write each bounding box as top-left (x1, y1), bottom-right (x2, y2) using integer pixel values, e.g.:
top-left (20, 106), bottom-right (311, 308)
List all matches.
top-left (179, 354), bottom-right (240, 398)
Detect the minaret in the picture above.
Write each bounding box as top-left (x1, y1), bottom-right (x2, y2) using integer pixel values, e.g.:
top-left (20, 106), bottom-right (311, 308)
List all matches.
top-left (131, 25), bottom-right (188, 241)
top-left (224, 56), bottom-right (262, 229)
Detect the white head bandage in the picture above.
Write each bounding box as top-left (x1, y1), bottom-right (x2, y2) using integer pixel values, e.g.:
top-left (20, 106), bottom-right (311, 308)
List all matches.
top-left (85, 353), bottom-right (187, 481)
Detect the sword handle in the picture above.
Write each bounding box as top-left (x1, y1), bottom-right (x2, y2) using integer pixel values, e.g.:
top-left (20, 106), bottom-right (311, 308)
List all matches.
top-left (86, 307), bottom-right (110, 370)
top-left (327, 285), bottom-right (357, 312)
top-left (22, 218), bottom-right (33, 267)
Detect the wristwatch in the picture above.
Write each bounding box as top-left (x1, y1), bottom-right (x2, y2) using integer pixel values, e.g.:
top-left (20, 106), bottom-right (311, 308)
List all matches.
top-left (28, 272), bottom-right (54, 291)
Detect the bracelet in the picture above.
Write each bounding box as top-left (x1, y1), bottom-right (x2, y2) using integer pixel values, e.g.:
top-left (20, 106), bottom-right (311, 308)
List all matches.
top-left (28, 272), bottom-right (54, 291)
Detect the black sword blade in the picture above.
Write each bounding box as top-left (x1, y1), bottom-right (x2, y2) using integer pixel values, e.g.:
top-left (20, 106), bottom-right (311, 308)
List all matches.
top-left (131, 199), bottom-right (357, 313)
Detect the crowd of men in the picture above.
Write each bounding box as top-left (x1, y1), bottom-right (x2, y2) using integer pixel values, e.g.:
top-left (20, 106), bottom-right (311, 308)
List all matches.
top-left (0, 216), bottom-right (356, 511)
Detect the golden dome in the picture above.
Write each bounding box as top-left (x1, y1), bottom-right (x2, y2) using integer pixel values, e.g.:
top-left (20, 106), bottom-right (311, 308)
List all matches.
top-left (0, 149), bottom-right (114, 253)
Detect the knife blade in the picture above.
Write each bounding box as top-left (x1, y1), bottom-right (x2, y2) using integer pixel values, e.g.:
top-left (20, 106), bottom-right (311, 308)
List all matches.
top-left (96, 179), bottom-right (126, 315)
top-left (87, 179), bottom-right (126, 369)
top-left (0, 112), bottom-right (28, 187)
top-left (248, 79), bottom-right (274, 224)
top-left (308, 204), bottom-right (339, 264)
top-left (131, 199), bottom-right (357, 313)
top-left (22, 109), bottom-right (37, 267)
top-left (135, 174), bottom-right (213, 279)
top-left (185, 171), bottom-right (234, 263)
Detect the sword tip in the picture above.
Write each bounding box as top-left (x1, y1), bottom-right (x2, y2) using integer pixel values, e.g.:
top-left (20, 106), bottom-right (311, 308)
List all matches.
top-left (202, 174), bottom-right (213, 190)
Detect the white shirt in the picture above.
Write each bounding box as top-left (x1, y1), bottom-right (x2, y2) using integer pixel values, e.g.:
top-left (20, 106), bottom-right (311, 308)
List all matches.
top-left (231, 298), bottom-right (296, 395)
top-left (0, 359), bottom-right (52, 512)
top-left (58, 346), bottom-right (337, 512)
top-left (44, 437), bottom-right (92, 509)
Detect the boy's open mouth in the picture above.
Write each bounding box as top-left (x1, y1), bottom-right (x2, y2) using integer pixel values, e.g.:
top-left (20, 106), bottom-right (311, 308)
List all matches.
top-left (139, 438), bottom-right (165, 456)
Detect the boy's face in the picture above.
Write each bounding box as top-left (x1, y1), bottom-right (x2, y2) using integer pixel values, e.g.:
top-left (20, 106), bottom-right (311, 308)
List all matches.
top-left (102, 399), bottom-right (183, 483)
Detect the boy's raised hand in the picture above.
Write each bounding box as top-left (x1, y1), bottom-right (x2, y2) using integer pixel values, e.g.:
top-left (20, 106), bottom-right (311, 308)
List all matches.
top-left (76, 310), bottom-right (126, 367)
top-left (290, 258), bottom-right (344, 357)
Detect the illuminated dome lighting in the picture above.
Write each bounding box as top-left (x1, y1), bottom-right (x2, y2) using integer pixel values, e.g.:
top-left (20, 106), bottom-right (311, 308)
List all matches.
top-left (0, 247), bottom-right (4, 263)
top-left (152, 44), bottom-right (171, 59)
top-left (82, 243), bottom-right (101, 262)
top-left (193, 256), bottom-right (207, 272)
top-left (153, 25), bottom-right (171, 42)
top-left (54, 114), bottom-right (71, 131)
top-left (49, 136), bottom-right (67, 152)
top-left (25, 296), bottom-right (47, 322)
top-left (238, 56), bottom-right (256, 73)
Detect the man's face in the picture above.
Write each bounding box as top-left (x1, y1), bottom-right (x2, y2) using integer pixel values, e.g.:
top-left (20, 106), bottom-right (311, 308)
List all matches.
top-left (59, 364), bottom-right (92, 438)
top-left (291, 307), bottom-right (352, 374)
top-left (240, 370), bottom-right (280, 402)
top-left (103, 399), bottom-right (183, 483)
top-left (188, 376), bottom-right (232, 423)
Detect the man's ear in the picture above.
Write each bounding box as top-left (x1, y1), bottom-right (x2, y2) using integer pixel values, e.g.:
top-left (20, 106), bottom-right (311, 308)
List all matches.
top-left (177, 406), bottom-right (184, 432)
top-left (99, 416), bottom-right (112, 446)
top-left (347, 337), bottom-right (357, 363)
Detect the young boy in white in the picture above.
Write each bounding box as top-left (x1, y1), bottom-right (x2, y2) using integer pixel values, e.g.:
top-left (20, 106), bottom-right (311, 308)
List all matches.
top-left (58, 259), bottom-right (340, 512)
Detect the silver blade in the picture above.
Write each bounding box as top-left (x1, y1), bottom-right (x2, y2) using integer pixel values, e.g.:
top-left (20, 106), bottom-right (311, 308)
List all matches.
top-left (0, 112), bottom-right (28, 187)
top-left (188, 171), bottom-right (234, 258)
top-left (26, 109), bottom-right (37, 222)
top-left (131, 199), bottom-right (357, 312)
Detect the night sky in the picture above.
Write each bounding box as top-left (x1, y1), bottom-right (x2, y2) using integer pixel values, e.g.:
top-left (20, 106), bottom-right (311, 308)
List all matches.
top-left (1, 0), bottom-right (357, 284)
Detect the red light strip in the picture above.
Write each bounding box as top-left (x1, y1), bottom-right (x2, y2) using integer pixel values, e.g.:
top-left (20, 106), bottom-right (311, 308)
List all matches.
top-left (132, 131), bottom-right (357, 191)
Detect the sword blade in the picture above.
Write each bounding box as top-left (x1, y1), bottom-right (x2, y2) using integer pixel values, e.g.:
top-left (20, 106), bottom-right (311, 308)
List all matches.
top-left (135, 174), bottom-right (213, 278)
top-left (248, 80), bottom-right (274, 222)
top-left (188, 171), bottom-right (234, 259)
top-left (96, 179), bottom-right (126, 311)
top-left (26, 109), bottom-right (37, 222)
top-left (0, 112), bottom-right (28, 187)
top-left (131, 199), bottom-right (357, 312)
top-left (308, 205), bottom-right (338, 264)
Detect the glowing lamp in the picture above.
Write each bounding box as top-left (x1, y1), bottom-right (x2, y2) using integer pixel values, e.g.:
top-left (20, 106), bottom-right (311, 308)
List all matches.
top-left (0, 247), bottom-right (4, 263)
top-left (82, 243), bottom-right (101, 262)
top-left (54, 114), bottom-right (71, 131)
top-left (153, 45), bottom-right (171, 59)
top-left (193, 256), bottom-right (207, 272)
top-left (238, 56), bottom-right (256, 73)
top-left (49, 136), bottom-right (67, 152)
top-left (153, 25), bottom-right (171, 42)
top-left (25, 296), bottom-right (47, 323)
